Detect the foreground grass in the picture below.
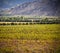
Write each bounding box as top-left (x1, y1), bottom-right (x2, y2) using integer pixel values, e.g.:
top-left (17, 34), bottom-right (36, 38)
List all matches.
top-left (0, 24), bottom-right (60, 53)
top-left (0, 24), bottom-right (60, 40)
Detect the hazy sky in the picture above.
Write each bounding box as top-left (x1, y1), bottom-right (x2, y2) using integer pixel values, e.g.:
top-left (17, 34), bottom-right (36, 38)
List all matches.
top-left (0, 0), bottom-right (34, 9)
top-left (0, 0), bottom-right (60, 10)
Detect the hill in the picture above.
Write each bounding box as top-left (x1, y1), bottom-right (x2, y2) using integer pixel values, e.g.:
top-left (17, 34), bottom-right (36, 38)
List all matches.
top-left (0, 0), bottom-right (60, 16)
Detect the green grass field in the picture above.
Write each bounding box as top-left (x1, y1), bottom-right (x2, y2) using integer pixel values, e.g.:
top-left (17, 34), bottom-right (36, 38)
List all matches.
top-left (0, 24), bottom-right (60, 53)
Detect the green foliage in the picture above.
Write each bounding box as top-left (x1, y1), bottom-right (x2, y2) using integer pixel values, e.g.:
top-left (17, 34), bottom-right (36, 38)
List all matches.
top-left (0, 16), bottom-right (60, 24)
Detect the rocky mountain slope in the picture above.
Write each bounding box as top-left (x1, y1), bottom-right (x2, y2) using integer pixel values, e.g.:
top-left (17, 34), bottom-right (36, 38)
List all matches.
top-left (0, 0), bottom-right (60, 16)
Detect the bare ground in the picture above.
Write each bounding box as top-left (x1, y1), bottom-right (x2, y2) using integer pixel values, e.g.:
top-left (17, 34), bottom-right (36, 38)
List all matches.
top-left (0, 39), bottom-right (60, 53)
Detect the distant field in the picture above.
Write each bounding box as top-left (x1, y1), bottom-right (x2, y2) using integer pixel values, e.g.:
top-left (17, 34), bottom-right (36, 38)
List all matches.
top-left (0, 24), bottom-right (60, 53)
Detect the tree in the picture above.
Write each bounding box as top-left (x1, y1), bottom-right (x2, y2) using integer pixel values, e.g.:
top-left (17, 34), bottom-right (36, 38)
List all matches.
top-left (20, 16), bottom-right (24, 20)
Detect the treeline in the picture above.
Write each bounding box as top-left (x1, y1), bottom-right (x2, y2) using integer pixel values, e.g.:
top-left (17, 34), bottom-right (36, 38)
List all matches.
top-left (0, 16), bottom-right (60, 25)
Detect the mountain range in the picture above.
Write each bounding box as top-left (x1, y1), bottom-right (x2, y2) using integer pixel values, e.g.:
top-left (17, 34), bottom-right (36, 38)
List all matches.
top-left (0, 0), bottom-right (60, 16)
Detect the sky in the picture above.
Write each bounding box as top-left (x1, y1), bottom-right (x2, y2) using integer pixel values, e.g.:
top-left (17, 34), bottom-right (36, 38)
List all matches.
top-left (0, 0), bottom-right (60, 10)
top-left (0, 0), bottom-right (34, 10)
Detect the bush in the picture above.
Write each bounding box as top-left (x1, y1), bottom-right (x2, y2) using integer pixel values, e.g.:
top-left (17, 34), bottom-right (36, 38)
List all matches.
top-left (11, 22), bottom-right (15, 25)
